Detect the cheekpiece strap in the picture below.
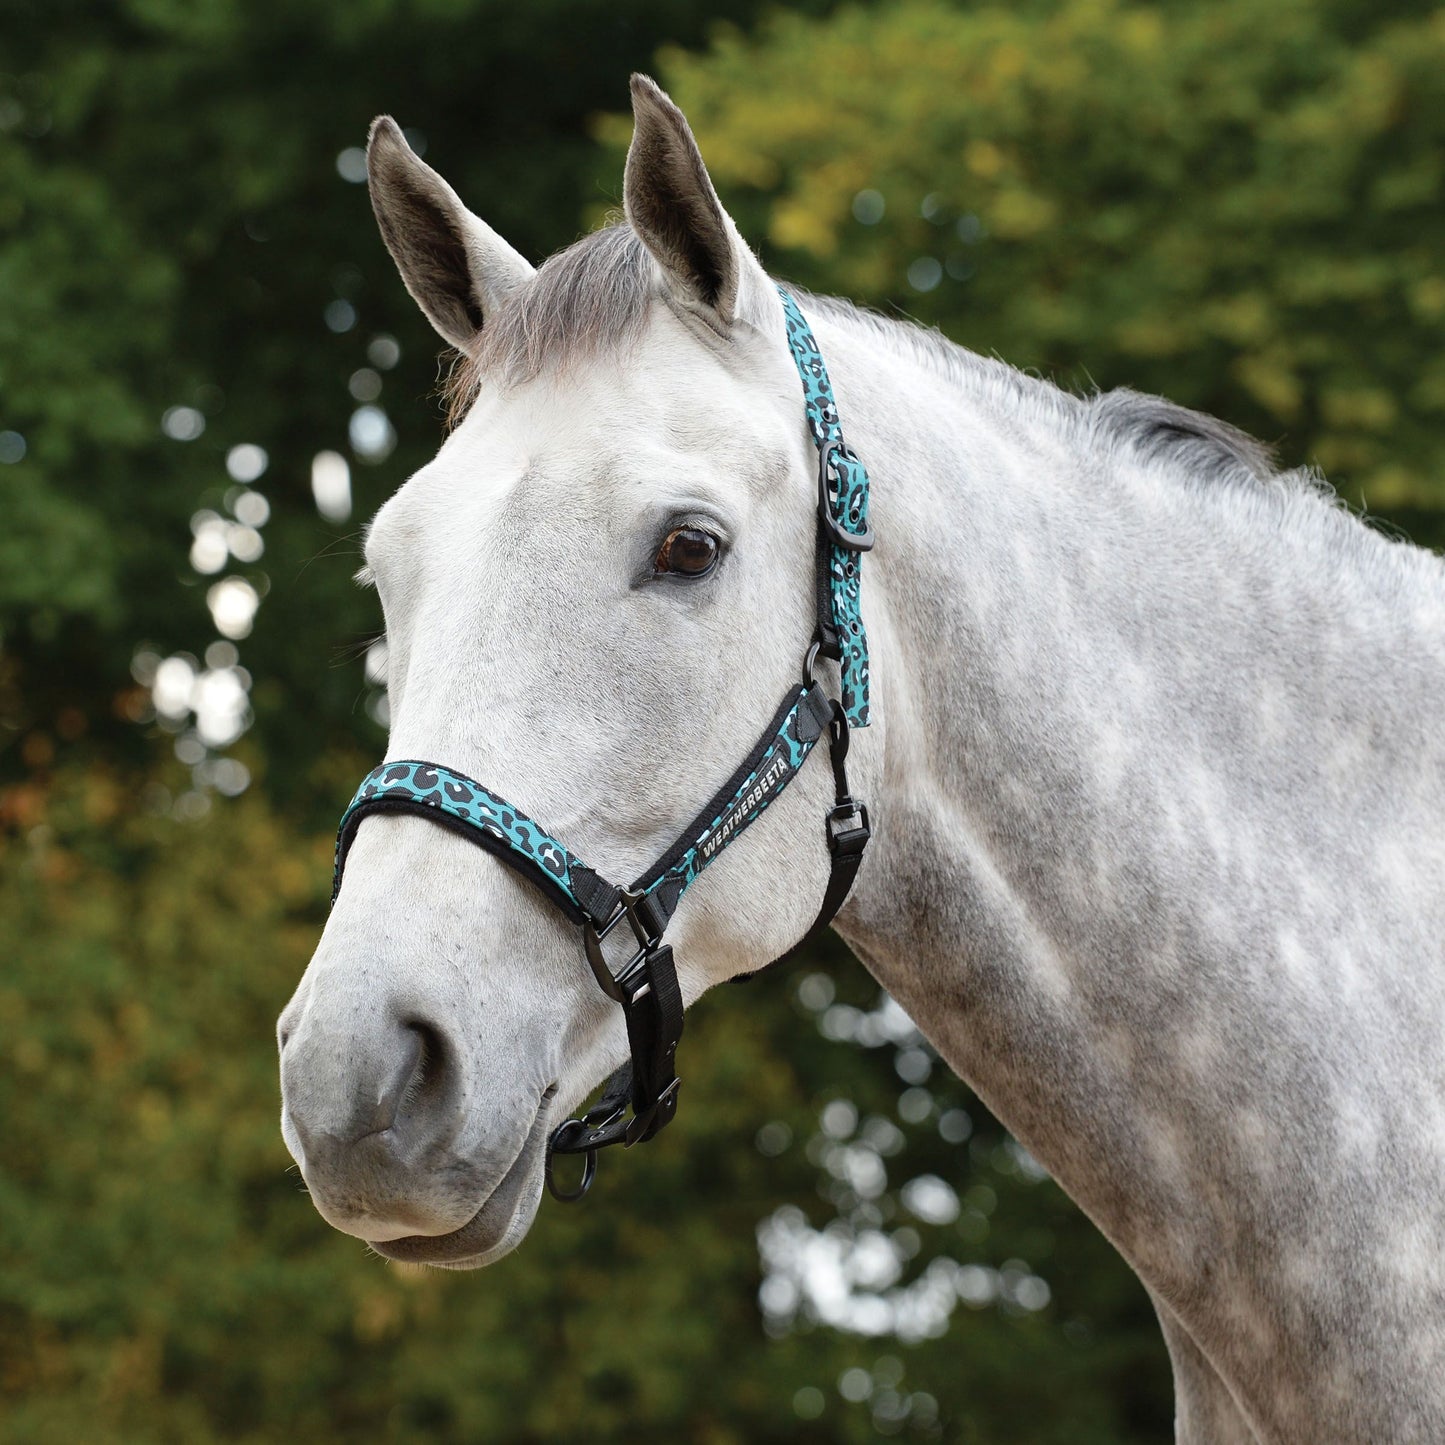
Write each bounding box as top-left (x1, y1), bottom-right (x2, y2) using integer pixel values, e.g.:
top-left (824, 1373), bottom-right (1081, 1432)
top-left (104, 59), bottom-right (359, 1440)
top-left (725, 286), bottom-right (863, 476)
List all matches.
top-left (629, 682), bottom-right (835, 928)
top-left (777, 286), bottom-right (872, 728)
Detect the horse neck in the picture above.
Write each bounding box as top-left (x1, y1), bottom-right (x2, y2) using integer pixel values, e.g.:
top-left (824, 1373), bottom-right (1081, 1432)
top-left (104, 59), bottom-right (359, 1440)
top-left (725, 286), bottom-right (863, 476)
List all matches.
top-left (815, 308), bottom-right (1445, 1397)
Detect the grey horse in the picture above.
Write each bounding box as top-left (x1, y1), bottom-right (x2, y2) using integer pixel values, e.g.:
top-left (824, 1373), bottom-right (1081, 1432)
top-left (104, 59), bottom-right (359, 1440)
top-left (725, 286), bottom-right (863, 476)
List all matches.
top-left (279, 76), bottom-right (1445, 1442)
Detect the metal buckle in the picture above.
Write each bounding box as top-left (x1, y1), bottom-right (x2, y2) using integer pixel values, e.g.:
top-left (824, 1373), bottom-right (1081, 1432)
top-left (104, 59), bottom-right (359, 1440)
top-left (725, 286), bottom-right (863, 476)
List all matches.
top-left (818, 438), bottom-right (875, 552)
top-left (582, 891), bottom-right (658, 1003)
top-left (827, 799), bottom-right (871, 857)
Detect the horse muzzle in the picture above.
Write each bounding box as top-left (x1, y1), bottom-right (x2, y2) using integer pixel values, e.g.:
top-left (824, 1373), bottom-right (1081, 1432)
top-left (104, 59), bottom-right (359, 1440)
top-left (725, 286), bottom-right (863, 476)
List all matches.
top-left (278, 985), bottom-right (550, 1262)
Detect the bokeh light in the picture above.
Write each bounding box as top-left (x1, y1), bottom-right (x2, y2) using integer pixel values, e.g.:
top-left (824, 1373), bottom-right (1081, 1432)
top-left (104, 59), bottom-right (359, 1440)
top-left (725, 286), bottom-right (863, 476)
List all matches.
top-left (161, 405), bottom-right (205, 441)
top-left (232, 489), bottom-right (270, 527)
top-left (335, 146), bottom-right (367, 182)
top-left (311, 449), bottom-right (352, 521)
top-left (348, 367), bottom-right (382, 402)
top-left (349, 404), bottom-right (395, 461)
top-left (225, 443), bottom-right (269, 483)
top-left (206, 576), bottom-right (259, 639)
top-left (367, 333), bottom-right (401, 369)
top-left (907, 256), bottom-right (943, 292)
top-left (852, 189), bottom-right (885, 224)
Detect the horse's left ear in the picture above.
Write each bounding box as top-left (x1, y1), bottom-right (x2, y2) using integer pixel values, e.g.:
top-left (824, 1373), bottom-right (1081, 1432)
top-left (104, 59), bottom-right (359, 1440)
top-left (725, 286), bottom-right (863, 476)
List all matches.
top-left (624, 75), bottom-right (772, 328)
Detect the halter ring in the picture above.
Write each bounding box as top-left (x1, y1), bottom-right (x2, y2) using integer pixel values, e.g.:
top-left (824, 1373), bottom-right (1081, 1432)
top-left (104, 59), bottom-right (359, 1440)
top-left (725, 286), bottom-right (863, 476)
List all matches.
top-left (544, 1133), bottom-right (598, 1201)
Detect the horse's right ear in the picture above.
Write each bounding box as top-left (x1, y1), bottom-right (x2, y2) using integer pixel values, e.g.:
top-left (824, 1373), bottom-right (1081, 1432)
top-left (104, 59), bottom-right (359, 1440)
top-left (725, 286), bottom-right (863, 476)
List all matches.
top-left (366, 117), bottom-right (534, 352)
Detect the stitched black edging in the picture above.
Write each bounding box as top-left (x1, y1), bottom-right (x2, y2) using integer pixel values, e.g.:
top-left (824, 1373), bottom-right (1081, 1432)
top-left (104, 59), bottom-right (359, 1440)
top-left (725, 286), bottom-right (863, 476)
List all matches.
top-left (630, 683), bottom-right (809, 896)
top-left (335, 798), bottom-right (598, 926)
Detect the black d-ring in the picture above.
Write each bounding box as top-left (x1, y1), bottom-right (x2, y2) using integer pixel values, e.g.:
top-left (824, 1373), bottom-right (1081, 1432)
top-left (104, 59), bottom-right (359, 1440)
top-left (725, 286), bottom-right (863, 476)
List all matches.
top-left (545, 1126), bottom-right (599, 1202)
top-left (818, 439), bottom-right (875, 552)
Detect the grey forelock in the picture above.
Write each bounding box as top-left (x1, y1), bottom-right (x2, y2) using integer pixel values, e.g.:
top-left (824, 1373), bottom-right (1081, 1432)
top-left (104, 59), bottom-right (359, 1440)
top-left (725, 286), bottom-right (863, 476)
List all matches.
top-left (447, 224), bottom-right (656, 418)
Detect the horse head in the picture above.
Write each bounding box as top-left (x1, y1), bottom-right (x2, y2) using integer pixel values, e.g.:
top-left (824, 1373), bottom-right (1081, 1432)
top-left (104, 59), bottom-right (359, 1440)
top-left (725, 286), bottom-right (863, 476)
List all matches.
top-left (277, 78), bottom-right (882, 1267)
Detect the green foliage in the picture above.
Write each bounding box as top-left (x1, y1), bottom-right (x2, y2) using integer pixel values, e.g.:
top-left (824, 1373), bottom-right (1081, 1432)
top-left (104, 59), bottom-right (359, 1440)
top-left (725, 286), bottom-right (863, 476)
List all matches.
top-left (0, 0), bottom-right (827, 800)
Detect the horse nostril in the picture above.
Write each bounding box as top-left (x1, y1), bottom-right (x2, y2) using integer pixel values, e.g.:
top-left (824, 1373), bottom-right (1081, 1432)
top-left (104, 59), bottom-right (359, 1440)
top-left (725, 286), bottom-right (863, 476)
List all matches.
top-left (279, 1006), bottom-right (462, 1157)
top-left (363, 1019), bottom-right (449, 1139)
top-left (365, 1025), bottom-right (415, 1136)
top-left (399, 1020), bottom-right (447, 1113)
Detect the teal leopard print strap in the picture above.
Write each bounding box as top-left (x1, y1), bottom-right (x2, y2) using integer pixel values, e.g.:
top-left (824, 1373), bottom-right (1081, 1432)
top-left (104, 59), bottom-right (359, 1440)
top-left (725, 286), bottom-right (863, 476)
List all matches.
top-left (334, 760), bottom-right (616, 924)
top-left (777, 286), bottom-right (872, 727)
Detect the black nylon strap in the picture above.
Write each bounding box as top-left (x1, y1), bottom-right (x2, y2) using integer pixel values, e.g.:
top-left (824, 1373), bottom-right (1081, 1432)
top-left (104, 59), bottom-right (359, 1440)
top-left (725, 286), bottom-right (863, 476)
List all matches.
top-left (623, 945), bottom-right (684, 1142)
top-left (808, 801), bottom-right (871, 938)
top-left (814, 530), bottom-right (840, 660)
top-left (570, 867), bottom-right (625, 929)
top-left (740, 700), bottom-right (871, 978)
top-left (548, 944), bottom-right (684, 1156)
top-left (580, 1066), bottom-right (632, 1130)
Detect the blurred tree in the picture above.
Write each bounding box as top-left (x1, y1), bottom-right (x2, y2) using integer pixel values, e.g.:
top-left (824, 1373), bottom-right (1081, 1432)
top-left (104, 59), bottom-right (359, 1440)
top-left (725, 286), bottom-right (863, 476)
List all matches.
top-left (0, 0), bottom-right (830, 808)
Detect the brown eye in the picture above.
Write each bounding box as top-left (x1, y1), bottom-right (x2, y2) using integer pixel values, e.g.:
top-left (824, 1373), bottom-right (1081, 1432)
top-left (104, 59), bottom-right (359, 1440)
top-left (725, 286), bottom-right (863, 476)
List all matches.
top-left (655, 526), bottom-right (720, 578)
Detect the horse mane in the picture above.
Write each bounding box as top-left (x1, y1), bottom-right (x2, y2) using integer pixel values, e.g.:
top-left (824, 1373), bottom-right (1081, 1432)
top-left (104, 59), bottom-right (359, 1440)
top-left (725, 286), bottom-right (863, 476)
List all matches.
top-left (442, 222), bottom-right (1306, 502)
top-left (796, 291), bottom-right (1308, 497)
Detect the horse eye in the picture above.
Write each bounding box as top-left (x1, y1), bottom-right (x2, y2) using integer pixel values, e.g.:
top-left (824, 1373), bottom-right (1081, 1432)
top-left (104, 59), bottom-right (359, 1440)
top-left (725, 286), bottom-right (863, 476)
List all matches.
top-left (655, 527), bottom-right (720, 579)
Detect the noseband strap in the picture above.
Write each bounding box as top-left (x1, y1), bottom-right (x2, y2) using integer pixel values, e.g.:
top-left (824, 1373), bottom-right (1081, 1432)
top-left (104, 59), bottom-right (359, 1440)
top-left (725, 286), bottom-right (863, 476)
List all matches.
top-left (334, 760), bottom-right (622, 926)
top-left (331, 287), bottom-right (873, 1201)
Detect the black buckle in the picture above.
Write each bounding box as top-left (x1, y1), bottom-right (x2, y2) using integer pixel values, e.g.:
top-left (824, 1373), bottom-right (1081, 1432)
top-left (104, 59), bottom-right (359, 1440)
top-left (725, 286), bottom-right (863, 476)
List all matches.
top-left (582, 890), bottom-right (659, 1003)
top-left (624, 1076), bottom-right (680, 1146)
top-left (827, 798), bottom-right (871, 856)
top-left (818, 438), bottom-right (874, 552)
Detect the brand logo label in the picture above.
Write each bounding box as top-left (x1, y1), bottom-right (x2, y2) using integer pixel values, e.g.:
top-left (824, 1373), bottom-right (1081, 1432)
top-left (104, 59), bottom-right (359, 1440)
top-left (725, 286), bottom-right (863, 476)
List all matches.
top-left (698, 752), bottom-right (792, 861)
